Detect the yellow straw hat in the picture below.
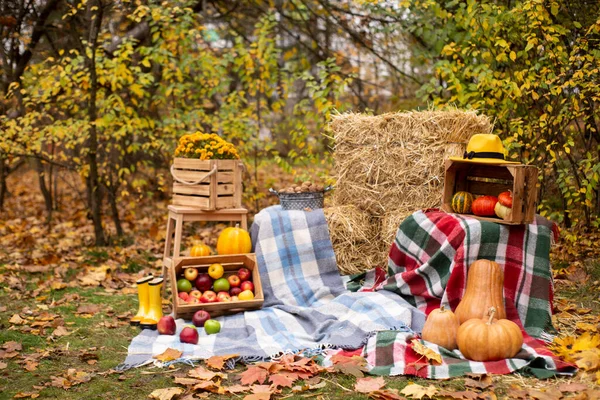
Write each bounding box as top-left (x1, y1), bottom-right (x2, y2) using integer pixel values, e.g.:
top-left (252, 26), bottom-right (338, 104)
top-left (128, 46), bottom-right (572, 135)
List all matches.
top-left (450, 134), bottom-right (519, 164)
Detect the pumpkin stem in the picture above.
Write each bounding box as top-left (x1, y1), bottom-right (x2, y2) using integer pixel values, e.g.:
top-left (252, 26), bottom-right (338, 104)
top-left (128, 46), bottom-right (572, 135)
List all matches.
top-left (440, 305), bottom-right (445, 312)
top-left (487, 307), bottom-right (496, 325)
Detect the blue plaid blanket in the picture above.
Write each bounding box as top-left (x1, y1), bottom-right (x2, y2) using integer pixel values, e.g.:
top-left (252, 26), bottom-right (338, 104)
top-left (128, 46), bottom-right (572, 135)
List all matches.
top-left (119, 206), bottom-right (422, 369)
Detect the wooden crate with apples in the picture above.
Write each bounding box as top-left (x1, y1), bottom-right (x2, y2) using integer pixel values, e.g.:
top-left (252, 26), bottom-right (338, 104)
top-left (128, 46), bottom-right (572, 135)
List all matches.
top-left (170, 158), bottom-right (244, 210)
top-left (442, 159), bottom-right (539, 225)
top-left (169, 254), bottom-right (264, 320)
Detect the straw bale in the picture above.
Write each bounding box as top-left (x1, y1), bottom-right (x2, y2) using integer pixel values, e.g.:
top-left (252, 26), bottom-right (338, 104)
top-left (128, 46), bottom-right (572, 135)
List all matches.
top-left (330, 109), bottom-right (491, 215)
top-left (324, 205), bottom-right (383, 275)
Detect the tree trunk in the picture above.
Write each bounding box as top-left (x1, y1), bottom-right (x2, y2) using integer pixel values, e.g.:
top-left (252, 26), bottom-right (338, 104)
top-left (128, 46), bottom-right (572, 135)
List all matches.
top-left (86, 0), bottom-right (106, 246)
top-left (0, 156), bottom-right (7, 211)
top-left (34, 158), bottom-right (53, 224)
top-left (108, 185), bottom-right (124, 238)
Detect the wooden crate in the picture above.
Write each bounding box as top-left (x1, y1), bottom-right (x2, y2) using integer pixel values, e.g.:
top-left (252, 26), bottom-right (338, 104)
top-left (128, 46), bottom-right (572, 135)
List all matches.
top-left (171, 158), bottom-right (243, 210)
top-left (441, 160), bottom-right (539, 225)
top-left (170, 254), bottom-right (264, 320)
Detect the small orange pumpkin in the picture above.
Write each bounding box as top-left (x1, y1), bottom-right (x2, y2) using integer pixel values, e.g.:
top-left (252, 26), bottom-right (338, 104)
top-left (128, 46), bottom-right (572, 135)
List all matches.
top-left (457, 307), bottom-right (523, 361)
top-left (217, 224), bottom-right (252, 255)
top-left (454, 259), bottom-right (507, 324)
top-left (190, 243), bottom-right (211, 257)
top-left (421, 305), bottom-right (460, 350)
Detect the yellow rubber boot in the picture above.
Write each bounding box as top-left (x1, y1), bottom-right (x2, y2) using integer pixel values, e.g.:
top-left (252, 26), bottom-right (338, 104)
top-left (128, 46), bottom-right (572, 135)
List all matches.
top-left (139, 277), bottom-right (163, 330)
top-left (130, 275), bottom-right (153, 326)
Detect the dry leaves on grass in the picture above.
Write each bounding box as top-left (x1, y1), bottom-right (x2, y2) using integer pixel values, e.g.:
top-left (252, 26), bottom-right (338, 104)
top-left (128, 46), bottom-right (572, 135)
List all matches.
top-left (355, 376), bottom-right (386, 393)
top-left (148, 387), bottom-right (184, 400)
top-left (205, 354), bottom-right (238, 370)
top-left (400, 383), bottom-right (438, 399)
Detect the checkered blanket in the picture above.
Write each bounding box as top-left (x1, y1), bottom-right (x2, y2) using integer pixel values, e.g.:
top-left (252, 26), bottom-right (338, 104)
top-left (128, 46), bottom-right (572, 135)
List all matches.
top-left (119, 206), bottom-right (420, 369)
top-left (354, 210), bottom-right (575, 378)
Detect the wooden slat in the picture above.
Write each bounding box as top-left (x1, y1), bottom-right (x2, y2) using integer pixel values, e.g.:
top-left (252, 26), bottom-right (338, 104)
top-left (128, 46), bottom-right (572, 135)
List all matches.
top-left (233, 162), bottom-right (243, 208)
top-left (511, 166), bottom-right (526, 223)
top-left (215, 196), bottom-right (234, 209)
top-left (172, 194), bottom-right (210, 208)
top-left (172, 169), bottom-right (214, 182)
top-left (466, 181), bottom-right (513, 196)
top-left (173, 183), bottom-right (210, 196)
top-left (217, 172), bottom-right (234, 183)
top-left (173, 158), bottom-right (212, 170)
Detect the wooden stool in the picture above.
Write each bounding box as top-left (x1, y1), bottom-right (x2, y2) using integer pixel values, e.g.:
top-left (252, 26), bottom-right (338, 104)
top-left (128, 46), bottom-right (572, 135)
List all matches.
top-left (161, 205), bottom-right (248, 290)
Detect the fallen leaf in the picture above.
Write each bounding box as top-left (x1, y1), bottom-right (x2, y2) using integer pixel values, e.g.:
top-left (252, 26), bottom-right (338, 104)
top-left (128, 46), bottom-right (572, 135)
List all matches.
top-left (558, 382), bottom-right (589, 392)
top-left (0, 361), bottom-right (7, 370)
top-left (527, 388), bottom-right (563, 400)
top-left (76, 304), bottom-right (102, 316)
top-left (153, 348), bottom-right (183, 363)
top-left (24, 360), bottom-right (39, 371)
top-left (226, 384), bottom-right (250, 394)
top-left (437, 390), bottom-right (479, 399)
top-left (251, 384), bottom-right (272, 394)
top-left (330, 354), bottom-right (366, 366)
top-left (188, 366), bottom-right (217, 380)
top-left (243, 394), bottom-right (270, 400)
top-left (573, 332), bottom-right (600, 351)
top-left (269, 373), bottom-right (295, 388)
top-left (411, 339), bottom-right (442, 365)
top-left (3, 341), bottom-right (22, 352)
top-left (355, 377), bottom-right (386, 393)
top-left (292, 381), bottom-right (327, 393)
top-left (9, 314), bottom-right (25, 325)
top-left (334, 362), bottom-right (365, 378)
top-left (240, 366), bottom-right (268, 386)
top-left (205, 354), bottom-right (237, 370)
top-left (51, 326), bottom-right (70, 337)
top-left (369, 389), bottom-right (406, 400)
top-left (575, 349), bottom-right (600, 371)
top-left (400, 383), bottom-right (438, 399)
top-left (13, 392), bottom-right (40, 399)
top-left (148, 387), bottom-right (184, 400)
top-left (464, 376), bottom-right (492, 390)
top-left (174, 377), bottom-right (202, 386)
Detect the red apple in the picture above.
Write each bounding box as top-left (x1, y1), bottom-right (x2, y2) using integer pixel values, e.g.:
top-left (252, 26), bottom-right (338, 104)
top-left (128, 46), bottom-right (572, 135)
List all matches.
top-left (157, 316), bottom-right (176, 335)
top-left (195, 273), bottom-right (212, 292)
top-left (237, 268), bottom-right (251, 282)
top-left (217, 292), bottom-right (232, 302)
top-left (180, 325), bottom-right (199, 344)
top-left (240, 281), bottom-right (254, 292)
top-left (192, 310), bottom-right (211, 327)
top-left (178, 292), bottom-right (190, 301)
top-left (227, 275), bottom-right (241, 288)
top-left (200, 290), bottom-right (217, 303)
top-left (189, 290), bottom-right (202, 299)
top-left (231, 295), bottom-right (239, 301)
top-left (229, 287), bottom-right (242, 297)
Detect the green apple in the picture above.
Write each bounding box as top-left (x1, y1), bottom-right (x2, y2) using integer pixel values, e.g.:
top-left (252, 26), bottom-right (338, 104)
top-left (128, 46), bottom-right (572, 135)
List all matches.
top-left (204, 319), bottom-right (221, 335)
top-left (213, 278), bottom-right (230, 293)
top-left (177, 278), bottom-right (193, 293)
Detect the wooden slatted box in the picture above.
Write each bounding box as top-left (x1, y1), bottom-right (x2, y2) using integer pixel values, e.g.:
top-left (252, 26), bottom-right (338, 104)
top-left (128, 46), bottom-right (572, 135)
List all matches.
top-left (171, 158), bottom-right (243, 210)
top-left (441, 159), bottom-right (539, 225)
top-left (170, 254), bottom-right (264, 320)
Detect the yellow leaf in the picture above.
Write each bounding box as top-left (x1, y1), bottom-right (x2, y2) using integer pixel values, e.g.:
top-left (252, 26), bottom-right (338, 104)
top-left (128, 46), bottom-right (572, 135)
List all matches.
top-left (148, 387), bottom-right (184, 400)
top-left (153, 348), bottom-right (183, 362)
top-left (510, 51), bottom-right (516, 61)
top-left (411, 339), bottom-right (442, 365)
top-left (573, 332), bottom-right (600, 351)
top-left (575, 349), bottom-right (600, 371)
top-left (400, 383), bottom-right (438, 399)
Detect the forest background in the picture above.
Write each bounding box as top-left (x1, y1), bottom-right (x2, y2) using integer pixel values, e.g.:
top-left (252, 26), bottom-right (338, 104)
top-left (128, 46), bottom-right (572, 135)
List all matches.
top-left (1, 0), bottom-right (599, 245)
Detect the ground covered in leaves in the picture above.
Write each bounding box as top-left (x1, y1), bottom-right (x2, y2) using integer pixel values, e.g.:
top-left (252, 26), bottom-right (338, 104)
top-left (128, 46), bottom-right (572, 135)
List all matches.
top-left (1, 171), bottom-right (600, 399)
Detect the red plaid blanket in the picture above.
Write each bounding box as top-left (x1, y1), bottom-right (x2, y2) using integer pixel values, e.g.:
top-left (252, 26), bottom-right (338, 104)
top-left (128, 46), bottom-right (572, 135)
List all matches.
top-left (351, 210), bottom-right (575, 378)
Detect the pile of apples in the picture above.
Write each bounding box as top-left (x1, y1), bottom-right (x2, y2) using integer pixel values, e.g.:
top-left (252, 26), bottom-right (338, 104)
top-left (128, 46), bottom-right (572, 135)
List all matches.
top-left (177, 263), bottom-right (256, 304)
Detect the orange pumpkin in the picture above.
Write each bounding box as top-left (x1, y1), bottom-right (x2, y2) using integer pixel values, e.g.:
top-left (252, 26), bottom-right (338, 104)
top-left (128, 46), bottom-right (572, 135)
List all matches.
top-left (454, 259), bottom-right (506, 324)
top-left (457, 307), bottom-right (523, 361)
top-left (217, 224), bottom-right (252, 255)
top-left (421, 305), bottom-right (460, 350)
top-left (190, 243), bottom-right (211, 257)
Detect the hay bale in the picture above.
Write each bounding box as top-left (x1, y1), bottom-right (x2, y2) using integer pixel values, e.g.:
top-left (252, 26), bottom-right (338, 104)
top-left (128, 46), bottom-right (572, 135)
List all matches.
top-left (324, 205), bottom-right (383, 275)
top-left (380, 212), bottom-right (412, 247)
top-left (331, 109), bottom-right (491, 215)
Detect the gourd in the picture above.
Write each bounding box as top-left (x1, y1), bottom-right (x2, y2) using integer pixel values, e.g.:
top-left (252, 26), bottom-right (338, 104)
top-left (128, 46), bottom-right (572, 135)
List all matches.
top-left (457, 307), bottom-right (523, 361)
top-left (190, 243), bottom-right (211, 257)
top-left (454, 259), bottom-right (506, 324)
top-left (421, 305), bottom-right (460, 350)
top-left (451, 191), bottom-right (474, 214)
top-left (471, 195), bottom-right (498, 217)
top-left (494, 191), bottom-right (512, 220)
top-left (217, 224), bottom-right (252, 255)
